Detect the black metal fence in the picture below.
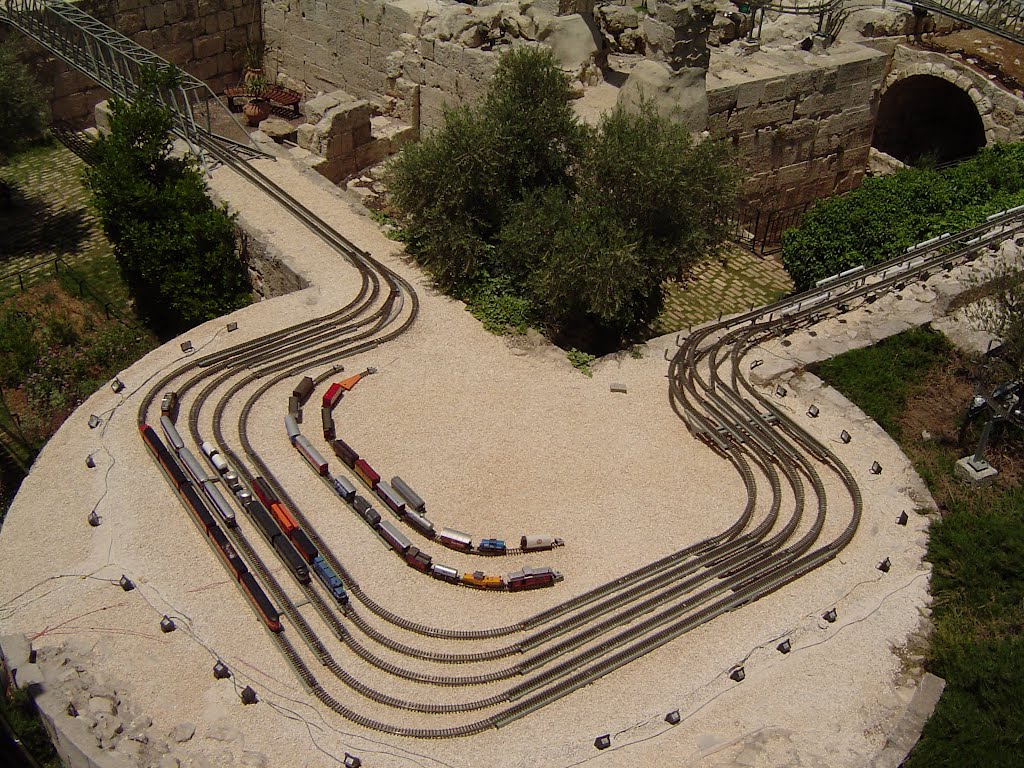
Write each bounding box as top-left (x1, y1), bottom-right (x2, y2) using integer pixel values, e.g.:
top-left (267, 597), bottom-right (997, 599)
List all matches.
top-left (0, 256), bottom-right (125, 322)
top-left (731, 202), bottom-right (813, 256)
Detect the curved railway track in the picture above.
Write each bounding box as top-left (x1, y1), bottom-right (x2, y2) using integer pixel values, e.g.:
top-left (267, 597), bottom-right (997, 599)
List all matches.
top-left (135, 136), bottom-right (1024, 738)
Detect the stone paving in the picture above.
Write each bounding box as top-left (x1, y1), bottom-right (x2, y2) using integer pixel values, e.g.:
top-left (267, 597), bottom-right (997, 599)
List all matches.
top-left (0, 143), bottom-right (116, 303)
top-left (652, 242), bottom-right (795, 335)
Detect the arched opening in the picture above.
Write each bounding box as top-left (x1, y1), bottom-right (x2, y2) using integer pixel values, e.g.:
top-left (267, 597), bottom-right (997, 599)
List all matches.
top-left (873, 75), bottom-right (986, 166)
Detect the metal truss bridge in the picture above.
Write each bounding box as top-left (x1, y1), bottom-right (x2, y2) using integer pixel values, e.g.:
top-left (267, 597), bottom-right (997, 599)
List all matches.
top-left (751, 0), bottom-right (1024, 46)
top-left (0, 0), bottom-right (259, 161)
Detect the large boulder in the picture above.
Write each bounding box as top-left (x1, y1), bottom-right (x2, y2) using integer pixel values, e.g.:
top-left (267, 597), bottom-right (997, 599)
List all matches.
top-left (617, 59), bottom-right (708, 132)
top-left (534, 11), bottom-right (603, 70)
top-left (597, 3), bottom-right (639, 34)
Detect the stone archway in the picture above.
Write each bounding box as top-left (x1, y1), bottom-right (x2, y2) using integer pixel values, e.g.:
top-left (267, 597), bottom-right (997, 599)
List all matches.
top-left (873, 73), bottom-right (986, 165)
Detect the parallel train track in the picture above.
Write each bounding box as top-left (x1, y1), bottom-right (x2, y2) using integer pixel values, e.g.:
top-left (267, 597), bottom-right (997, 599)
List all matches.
top-left (135, 135), bottom-right (1024, 737)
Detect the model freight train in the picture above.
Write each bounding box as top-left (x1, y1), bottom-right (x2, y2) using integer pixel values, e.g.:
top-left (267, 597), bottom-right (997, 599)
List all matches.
top-left (285, 413), bottom-right (562, 590)
top-left (140, 424), bottom-right (282, 631)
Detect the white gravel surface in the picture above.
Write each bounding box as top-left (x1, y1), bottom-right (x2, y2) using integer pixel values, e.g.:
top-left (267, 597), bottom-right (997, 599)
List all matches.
top-left (0, 153), bottom-right (966, 768)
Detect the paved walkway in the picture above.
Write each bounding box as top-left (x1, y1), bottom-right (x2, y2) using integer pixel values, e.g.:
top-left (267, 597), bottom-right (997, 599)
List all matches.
top-left (653, 243), bottom-right (794, 335)
top-left (0, 144), bottom-right (114, 301)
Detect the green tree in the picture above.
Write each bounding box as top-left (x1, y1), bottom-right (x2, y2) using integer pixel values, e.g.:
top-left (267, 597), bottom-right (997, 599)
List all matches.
top-left (84, 66), bottom-right (250, 336)
top-left (386, 46), bottom-right (737, 351)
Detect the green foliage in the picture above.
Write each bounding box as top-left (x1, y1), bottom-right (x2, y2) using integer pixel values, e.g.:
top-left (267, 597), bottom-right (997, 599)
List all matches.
top-left (0, 308), bottom-right (38, 387)
top-left (808, 326), bottom-right (950, 439)
top-left (566, 348), bottom-right (596, 376)
top-left (0, 687), bottom-right (62, 767)
top-left (84, 67), bottom-right (250, 336)
top-left (815, 329), bottom-right (1024, 767)
top-left (387, 47), bottom-right (737, 352)
top-left (0, 39), bottom-right (48, 160)
top-left (464, 276), bottom-right (533, 335)
top-left (781, 143), bottom-right (1024, 290)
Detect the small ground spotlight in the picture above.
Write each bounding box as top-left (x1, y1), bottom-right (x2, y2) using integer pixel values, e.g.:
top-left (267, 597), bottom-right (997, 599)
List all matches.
top-left (240, 686), bottom-right (258, 705)
top-left (897, 511), bottom-right (909, 526)
top-left (729, 666), bottom-right (745, 682)
top-left (807, 404), bottom-right (819, 418)
top-left (878, 558), bottom-right (891, 573)
top-left (180, 340), bottom-right (193, 353)
top-left (665, 710), bottom-right (681, 725)
top-left (777, 639), bottom-right (792, 654)
top-left (85, 454), bottom-right (96, 468)
top-left (110, 377), bottom-right (124, 393)
top-left (160, 616), bottom-right (176, 633)
top-left (118, 575), bottom-right (134, 591)
top-left (213, 661), bottom-right (231, 680)
top-left (594, 734), bottom-right (612, 750)
top-left (226, 322), bottom-right (238, 332)
top-left (87, 511), bottom-right (101, 527)
top-left (840, 429), bottom-right (852, 443)
top-left (343, 754), bottom-right (362, 768)
top-left (88, 414), bottom-right (102, 429)
top-left (870, 461), bottom-right (882, 475)
top-left (823, 608), bottom-right (837, 623)
top-left (775, 384), bottom-right (787, 398)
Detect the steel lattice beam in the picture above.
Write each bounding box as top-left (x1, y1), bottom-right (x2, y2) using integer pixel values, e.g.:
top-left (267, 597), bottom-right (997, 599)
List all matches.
top-left (0, 0), bottom-right (259, 160)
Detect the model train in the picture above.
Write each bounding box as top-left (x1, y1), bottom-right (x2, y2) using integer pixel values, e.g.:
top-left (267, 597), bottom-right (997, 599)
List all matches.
top-left (159, 413), bottom-right (348, 607)
top-left (140, 424), bottom-right (282, 631)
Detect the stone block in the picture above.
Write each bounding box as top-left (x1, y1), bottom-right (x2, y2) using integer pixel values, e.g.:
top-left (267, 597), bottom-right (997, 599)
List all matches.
top-left (144, 4), bottom-right (165, 28)
top-left (118, 11), bottom-right (146, 36)
top-left (706, 84), bottom-right (737, 114)
top-left (193, 33), bottom-right (226, 60)
top-left (296, 122), bottom-right (317, 151)
top-left (305, 93), bottom-right (342, 124)
top-left (433, 40), bottom-right (463, 71)
top-left (750, 99), bottom-right (794, 129)
top-left (735, 79), bottom-right (762, 109)
top-left (761, 77), bottom-right (788, 104)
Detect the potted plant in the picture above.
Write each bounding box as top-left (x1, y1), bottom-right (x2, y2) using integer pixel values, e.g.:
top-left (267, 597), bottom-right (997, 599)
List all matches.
top-left (242, 41), bottom-right (265, 85)
top-left (242, 75), bottom-right (271, 126)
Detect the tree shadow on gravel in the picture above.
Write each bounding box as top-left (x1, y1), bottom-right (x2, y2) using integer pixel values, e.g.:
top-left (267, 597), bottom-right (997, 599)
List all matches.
top-left (0, 182), bottom-right (91, 264)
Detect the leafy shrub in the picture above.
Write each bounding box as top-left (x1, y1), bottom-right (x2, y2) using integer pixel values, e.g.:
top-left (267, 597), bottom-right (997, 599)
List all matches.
top-left (781, 143), bottom-right (1024, 290)
top-left (0, 39), bottom-right (48, 160)
top-left (85, 67), bottom-right (250, 337)
top-left (386, 47), bottom-right (737, 352)
top-left (566, 348), bottom-right (596, 376)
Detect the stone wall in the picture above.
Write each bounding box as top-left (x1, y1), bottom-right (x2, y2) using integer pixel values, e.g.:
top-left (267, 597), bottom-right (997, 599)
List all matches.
top-left (264, 0), bottom-right (602, 134)
top-left (706, 44), bottom-right (889, 209)
top-left (9, 0), bottom-right (261, 126)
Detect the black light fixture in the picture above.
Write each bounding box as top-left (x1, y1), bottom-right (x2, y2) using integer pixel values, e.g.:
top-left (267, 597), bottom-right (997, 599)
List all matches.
top-left (823, 608), bottom-right (837, 623)
top-left (878, 558), bottom-right (891, 573)
top-left (594, 734), bottom-right (612, 750)
top-left (119, 575), bottom-right (134, 591)
top-left (110, 377), bottom-right (124, 393)
top-left (226, 322), bottom-right (238, 332)
top-left (807, 404), bottom-right (820, 418)
top-left (775, 384), bottom-right (787, 398)
top-left (777, 639), bottom-right (792, 654)
top-left (343, 754), bottom-right (362, 768)
top-left (870, 461), bottom-right (882, 475)
top-left (750, 359), bottom-right (764, 370)
top-left (240, 686), bottom-right (258, 705)
top-left (88, 414), bottom-right (102, 429)
top-left (665, 710), bottom-right (681, 725)
top-left (213, 661), bottom-right (231, 680)
top-left (840, 429), bottom-right (852, 444)
top-left (160, 616), bottom-right (176, 633)
top-left (897, 511), bottom-right (909, 526)
top-left (87, 511), bottom-right (101, 527)
top-left (729, 666), bottom-right (745, 682)
top-left (85, 454), bottom-right (96, 468)
top-left (180, 340), bottom-right (193, 353)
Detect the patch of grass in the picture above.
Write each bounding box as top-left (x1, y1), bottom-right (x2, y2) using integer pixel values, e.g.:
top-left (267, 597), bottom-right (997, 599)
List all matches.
top-left (567, 348), bottom-right (596, 376)
top-left (814, 327), bottom-right (1024, 767)
top-left (809, 326), bottom-right (952, 439)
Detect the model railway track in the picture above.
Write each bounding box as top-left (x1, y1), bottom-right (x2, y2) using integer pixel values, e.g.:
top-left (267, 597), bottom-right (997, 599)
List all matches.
top-left (133, 129), bottom-right (1024, 737)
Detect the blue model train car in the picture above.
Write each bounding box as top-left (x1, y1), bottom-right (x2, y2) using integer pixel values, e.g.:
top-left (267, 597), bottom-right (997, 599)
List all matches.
top-left (478, 538), bottom-right (506, 555)
top-left (311, 556), bottom-right (348, 605)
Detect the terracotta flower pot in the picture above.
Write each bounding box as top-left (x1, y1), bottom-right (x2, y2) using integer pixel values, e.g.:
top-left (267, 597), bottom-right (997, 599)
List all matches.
top-left (243, 98), bottom-right (272, 126)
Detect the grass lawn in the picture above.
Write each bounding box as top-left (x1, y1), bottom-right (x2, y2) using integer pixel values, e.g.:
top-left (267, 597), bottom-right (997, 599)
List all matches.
top-left (811, 326), bottom-right (1024, 767)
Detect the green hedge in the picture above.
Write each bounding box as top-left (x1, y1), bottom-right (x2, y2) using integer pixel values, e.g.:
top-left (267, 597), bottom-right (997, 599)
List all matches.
top-left (781, 143), bottom-right (1024, 291)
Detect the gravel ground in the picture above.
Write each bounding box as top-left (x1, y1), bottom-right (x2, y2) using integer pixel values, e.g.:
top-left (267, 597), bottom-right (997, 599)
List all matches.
top-left (0, 151), bottom-right (970, 768)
